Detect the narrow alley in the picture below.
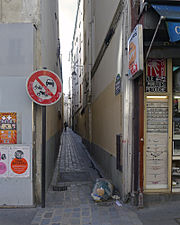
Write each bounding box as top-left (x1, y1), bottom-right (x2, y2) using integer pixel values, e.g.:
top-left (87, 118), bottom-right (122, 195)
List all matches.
top-left (1, 130), bottom-right (180, 225)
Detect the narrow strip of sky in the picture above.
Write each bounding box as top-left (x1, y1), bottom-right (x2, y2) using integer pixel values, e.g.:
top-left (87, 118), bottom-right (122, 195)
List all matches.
top-left (59, 0), bottom-right (77, 95)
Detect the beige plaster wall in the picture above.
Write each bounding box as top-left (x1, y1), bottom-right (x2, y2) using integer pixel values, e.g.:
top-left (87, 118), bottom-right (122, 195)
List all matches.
top-left (46, 104), bottom-right (62, 140)
top-left (92, 81), bottom-right (122, 156)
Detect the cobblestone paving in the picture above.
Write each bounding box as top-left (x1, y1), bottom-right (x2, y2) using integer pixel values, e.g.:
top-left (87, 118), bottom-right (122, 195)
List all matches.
top-left (31, 129), bottom-right (143, 225)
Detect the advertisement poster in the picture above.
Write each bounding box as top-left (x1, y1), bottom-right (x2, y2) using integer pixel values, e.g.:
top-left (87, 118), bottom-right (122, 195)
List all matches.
top-left (145, 99), bottom-right (168, 189)
top-left (0, 145), bottom-right (30, 178)
top-left (146, 59), bottom-right (167, 92)
top-left (0, 113), bottom-right (17, 144)
top-left (9, 145), bottom-right (30, 177)
top-left (0, 146), bottom-right (9, 177)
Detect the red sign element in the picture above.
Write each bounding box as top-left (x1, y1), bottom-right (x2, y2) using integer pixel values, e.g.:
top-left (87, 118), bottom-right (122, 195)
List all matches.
top-left (26, 70), bottom-right (62, 106)
top-left (147, 59), bottom-right (166, 77)
top-left (129, 42), bottom-right (137, 75)
top-left (11, 158), bottom-right (28, 174)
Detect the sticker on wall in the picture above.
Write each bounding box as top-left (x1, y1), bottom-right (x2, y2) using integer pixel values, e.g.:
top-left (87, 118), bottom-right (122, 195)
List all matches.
top-left (0, 146), bottom-right (9, 177)
top-left (9, 145), bottom-right (30, 177)
top-left (0, 113), bottom-right (17, 144)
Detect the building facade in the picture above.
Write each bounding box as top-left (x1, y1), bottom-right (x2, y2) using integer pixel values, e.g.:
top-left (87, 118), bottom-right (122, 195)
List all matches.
top-left (0, 0), bottom-right (63, 206)
top-left (71, 0), bottom-right (180, 206)
top-left (71, 0), bottom-right (84, 132)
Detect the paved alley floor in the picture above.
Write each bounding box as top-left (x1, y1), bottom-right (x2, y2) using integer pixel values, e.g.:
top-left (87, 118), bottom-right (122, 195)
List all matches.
top-left (1, 129), bottom-right (180, 225)
top-left (31, 129), bottom-right (142, 225)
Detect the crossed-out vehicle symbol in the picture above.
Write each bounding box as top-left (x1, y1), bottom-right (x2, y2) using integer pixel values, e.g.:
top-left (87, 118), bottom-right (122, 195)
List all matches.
top-left (34, 78), bottom-right (55, 97)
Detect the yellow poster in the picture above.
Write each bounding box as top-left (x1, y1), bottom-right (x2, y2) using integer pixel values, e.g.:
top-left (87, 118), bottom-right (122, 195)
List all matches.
top-left (0, 113), bottom-right (17, 144)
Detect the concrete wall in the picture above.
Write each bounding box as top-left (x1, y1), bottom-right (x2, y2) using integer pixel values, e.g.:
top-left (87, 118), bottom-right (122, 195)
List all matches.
top-left (0, 0), bottom-right (40, 23)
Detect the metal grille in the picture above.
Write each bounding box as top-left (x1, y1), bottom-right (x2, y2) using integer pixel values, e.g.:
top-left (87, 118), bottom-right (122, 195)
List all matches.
top-left (53, 186), bottom-right (68, 191)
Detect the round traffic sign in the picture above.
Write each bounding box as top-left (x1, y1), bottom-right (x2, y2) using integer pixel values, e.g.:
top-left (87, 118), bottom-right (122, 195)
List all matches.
top-left (26, 70), bottom-right (62, 106)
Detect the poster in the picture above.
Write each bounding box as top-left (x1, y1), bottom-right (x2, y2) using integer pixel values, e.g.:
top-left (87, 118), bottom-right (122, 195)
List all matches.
top-left (9, 145), bottom-right (30, 177)
top-left (146, 59), bottom-right (167, 92)
top-left (0, 113), bottom-right (17, 144)
top-left (145, 99), bottom-right (169, 189)
top-left (0, 145), bottom-right (30, 178)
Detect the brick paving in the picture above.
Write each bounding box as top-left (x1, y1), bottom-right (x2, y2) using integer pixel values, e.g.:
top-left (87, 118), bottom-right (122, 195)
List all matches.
top-left (31, 129), bottom-right (143, 225)
top-left (1, 129), bottom-right (180, 225)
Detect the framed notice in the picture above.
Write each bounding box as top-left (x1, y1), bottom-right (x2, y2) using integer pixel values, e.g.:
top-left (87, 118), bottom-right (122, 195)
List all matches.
top-left (0, 113), bottom-right (17, 144)
top-left (146, 59), bottom-right (167, 93)
top-left (145, 98), bottom-right (169, 189)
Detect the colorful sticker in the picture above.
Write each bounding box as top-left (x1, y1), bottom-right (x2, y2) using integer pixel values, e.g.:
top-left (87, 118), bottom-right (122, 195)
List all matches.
top-left (9, 146), bottom-right (30, 177)
top-left (0, 113), bottom-right (17, 144)
top-left (0, 146), bottom-right (9, 177)
top-left (0, 162), bottom-right (7, 174)
top-left (11, 158), bottom-right (28, 174)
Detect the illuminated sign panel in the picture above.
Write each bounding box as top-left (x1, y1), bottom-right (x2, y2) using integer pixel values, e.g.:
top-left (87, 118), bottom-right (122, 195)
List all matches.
top-left (128, 24), bottom-right (144, 79)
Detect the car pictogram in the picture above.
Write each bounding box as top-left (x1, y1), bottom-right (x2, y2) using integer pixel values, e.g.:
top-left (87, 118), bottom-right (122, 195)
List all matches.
top-left (46, 79), bottom-right (54, 87)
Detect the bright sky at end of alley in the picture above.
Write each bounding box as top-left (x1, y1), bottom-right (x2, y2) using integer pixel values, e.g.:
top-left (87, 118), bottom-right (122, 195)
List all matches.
top-left (59, 0), bottom-right (77, 95)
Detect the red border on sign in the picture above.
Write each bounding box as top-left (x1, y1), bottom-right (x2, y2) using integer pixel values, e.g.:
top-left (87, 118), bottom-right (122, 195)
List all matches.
top-left (26, 70), bottom-right (62, 106)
